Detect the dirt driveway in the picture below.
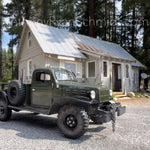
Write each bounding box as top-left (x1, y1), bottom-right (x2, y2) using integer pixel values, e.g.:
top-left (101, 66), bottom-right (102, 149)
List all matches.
top-left (0, 98), bottom-right (150, 150)
top-left (117, 98), bottom-right (150, 108)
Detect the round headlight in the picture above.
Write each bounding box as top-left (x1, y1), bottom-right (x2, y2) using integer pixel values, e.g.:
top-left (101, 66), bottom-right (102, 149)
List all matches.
top-left (90, 90), bottom-right (96, 99)
top-left (109, 89), bottom-right (113, 96)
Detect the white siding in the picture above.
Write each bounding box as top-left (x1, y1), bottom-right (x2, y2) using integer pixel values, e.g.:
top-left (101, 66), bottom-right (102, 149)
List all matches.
top-left (18, 27), bottom-right (45, 83)
top-left (45, 56), bottom-right (59, 68)
top-left (131, 67), bottom-right (139, 92)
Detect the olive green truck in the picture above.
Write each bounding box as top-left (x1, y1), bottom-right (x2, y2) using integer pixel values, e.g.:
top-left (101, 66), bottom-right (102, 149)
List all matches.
top-left (0, 68), bottom-right (126, 139)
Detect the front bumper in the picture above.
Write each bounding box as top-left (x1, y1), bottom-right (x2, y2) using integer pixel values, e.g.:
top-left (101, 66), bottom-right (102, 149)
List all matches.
top-left (117, 105), bottom-right (126, 116)
top-left (92, 102), bottom-right (126, 123)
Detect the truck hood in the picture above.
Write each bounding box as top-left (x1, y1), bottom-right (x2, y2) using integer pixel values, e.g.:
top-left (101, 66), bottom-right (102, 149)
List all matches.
top-left (57, 81), bottom-right (110, 103)
top-left (58, 81), bottom-right (101, 89)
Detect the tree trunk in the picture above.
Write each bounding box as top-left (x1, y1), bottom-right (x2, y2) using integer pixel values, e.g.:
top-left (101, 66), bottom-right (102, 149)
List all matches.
top-left (104, 0), bottom-right (107, 40)
top-left (41, 0), bottom-right (49, 23)
top-left (88, 0), bottom-right (95, 37)
top-left (25, 0), bottom-right (31, 19)
top-left (0, 28), bottom-right (2, 80)
top-left (108, 1), bottom-right (111, 41)
top-left (112, 0), bottom-right (116, 42)
top-left (11, 47), bottom-right (13, 79)
top-left (143, 8), bottom-right (150, 52)
top-left (131, 3), bottom-right (135, 55)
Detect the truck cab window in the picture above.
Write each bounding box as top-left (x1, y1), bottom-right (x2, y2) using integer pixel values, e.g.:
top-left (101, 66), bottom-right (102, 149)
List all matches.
top-left (35, 72), bottom-right (51, 83)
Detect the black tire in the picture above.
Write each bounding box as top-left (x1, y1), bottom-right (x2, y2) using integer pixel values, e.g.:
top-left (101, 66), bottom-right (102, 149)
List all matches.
top-left (91, 116), bottom-right (103, 124)
top-left (32, 112), bottom-right (39, 115)
top-left (57, 105), bottom-right (89, 139)
top-left (7, 80), bottom-right (26, 106)
top-left (0, 100), bottom-right (12, 121)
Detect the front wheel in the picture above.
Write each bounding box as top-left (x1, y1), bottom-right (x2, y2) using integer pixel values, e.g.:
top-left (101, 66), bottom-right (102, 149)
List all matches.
top-left (0, 100), bottom-right (12, 121)
top-left (57, 105), bottom-right (89, 139)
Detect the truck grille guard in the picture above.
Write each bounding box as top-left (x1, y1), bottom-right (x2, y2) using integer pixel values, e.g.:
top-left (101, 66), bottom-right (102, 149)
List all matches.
top-left (95, 102), bottom-right (126, 132)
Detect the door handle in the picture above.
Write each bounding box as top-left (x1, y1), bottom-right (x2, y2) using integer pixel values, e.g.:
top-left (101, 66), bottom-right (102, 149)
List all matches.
top-left (32, 88), bottom-right (36, 92)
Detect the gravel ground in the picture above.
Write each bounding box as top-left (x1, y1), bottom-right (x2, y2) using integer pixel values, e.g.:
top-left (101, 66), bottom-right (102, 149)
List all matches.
top-left (0, 99), bottom-right (150, 150)
top-left (117, 98), bottom-right (150, 108)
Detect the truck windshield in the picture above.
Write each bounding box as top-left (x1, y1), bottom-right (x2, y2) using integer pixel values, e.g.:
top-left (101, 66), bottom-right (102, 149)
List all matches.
top-left (55, 70), bottom-right (77, 81)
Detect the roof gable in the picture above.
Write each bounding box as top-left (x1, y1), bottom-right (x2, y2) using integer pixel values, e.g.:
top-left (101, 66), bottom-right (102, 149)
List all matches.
top-left (25, 20), bottom-right (86, 59)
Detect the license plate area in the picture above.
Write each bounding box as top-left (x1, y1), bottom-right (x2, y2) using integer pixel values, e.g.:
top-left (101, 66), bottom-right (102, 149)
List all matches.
top-left (117, 106), bottom-right (126, 116)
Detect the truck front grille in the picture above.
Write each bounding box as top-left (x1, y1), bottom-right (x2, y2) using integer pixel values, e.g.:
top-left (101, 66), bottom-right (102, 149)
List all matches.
top-left (99, 89), bottom-right (110, 102)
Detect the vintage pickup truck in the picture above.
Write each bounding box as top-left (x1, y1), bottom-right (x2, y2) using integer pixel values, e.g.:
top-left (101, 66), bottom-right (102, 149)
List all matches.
top-left (0, 68), bottom-right (126, 139)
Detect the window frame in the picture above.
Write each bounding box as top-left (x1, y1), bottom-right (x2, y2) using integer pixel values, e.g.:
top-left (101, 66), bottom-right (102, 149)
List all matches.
top-left (125, 64), bottom-right (129, 78)
top-left (103, 61), bottom-right (108, 78)
top-left (28, 31), bottom-right (32, 48)
top-left (27, 59), bottom-right (32, 80)
top-left (87, 60), bottom-right (96, 78)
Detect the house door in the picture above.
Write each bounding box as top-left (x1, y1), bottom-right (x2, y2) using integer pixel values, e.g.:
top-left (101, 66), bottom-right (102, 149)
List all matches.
top-left (112, 63), bottom-right (122, 92)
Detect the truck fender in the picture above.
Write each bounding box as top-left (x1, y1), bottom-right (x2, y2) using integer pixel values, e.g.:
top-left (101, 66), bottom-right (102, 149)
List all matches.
top-left (0, 91), bottom-right (8, 104)
top-left (49, 97), bottom-right (94, 114)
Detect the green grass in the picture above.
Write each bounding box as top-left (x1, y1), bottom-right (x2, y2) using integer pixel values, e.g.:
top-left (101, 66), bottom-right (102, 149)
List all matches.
top-left (0, 78), bottom-right (16, 83)
top-left (134, 92), bottom-right (143, 98)
top-left (140, 79), bottom-right (150, 89)
top-left (134, 92), bottom-right (149, 98)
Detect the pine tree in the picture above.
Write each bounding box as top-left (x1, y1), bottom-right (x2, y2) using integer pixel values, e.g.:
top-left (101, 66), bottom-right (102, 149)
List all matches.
top-left (5, 0), bottom-right (32, 46)
top-left (88, 0), bottom-right (95, 37)
top-left (2, 49), bottom-right (8, 78)
top-left (0, 0), bottom-right (3, 80)
top-left (141, 0), bottom-right (150, 68)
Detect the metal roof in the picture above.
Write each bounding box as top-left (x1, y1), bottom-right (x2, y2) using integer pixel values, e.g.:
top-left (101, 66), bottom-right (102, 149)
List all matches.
top-left (25, 20), bottom-right (144, 67)
top-left (71, 33), bottom-right (144, 67)
top-left (26, 20), bottom-right (86, 59)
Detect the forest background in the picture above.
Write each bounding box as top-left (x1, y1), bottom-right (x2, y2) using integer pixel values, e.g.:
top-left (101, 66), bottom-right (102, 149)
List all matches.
top-left (0, 0), bottom-right (149, 83)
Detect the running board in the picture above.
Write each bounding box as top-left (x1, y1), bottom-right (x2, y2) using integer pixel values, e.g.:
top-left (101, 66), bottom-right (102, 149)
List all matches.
top-left (8, 105), bottom-right (49, 115)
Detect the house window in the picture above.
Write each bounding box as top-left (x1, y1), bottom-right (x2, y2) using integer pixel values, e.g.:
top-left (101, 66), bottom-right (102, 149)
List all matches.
top-left (126, 65), bottom-right (129, 78)
top-left (88, 61), bottom-right (95, 77)
top-left (65, 63), bottom-right (76, 74)
top-left (28, 32), bottom-right (32, 48)
top-left (103, 61), bottom-right (108, 77)
top-left (28, 60), bottom-right (32, 79)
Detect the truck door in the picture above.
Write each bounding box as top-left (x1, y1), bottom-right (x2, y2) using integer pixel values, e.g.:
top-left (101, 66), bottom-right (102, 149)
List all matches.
top-left (31, 71), bottom-right (53, 108)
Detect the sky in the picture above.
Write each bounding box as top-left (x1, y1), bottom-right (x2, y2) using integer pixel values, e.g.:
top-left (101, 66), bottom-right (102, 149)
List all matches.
top-left (2, 0), bottom-right (11, 51)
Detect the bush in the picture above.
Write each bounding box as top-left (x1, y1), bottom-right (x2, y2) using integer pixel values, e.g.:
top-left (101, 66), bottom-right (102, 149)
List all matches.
top-left (134, 92), bottom-right (142, 98)
top-left (134, 92), bottom-right (149, 98)
top-left (0, 78), bottom-right (17, 83)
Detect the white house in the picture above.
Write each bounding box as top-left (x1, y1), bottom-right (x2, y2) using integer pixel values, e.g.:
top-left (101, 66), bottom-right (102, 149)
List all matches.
top-left (16, 20), bottom-right (144, 93)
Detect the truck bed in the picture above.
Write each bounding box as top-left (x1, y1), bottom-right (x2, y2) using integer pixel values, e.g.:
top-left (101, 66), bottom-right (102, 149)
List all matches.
top-left (0, 82), bottom-right (9, 91)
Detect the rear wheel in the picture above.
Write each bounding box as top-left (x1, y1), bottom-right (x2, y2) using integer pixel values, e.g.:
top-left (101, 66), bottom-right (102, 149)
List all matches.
top-left (7, 80), bottom-right (25, 106)
top-left (57, 105), bottom-right (89, 139)
top-left (0, 100), bottom-right (12, 121)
